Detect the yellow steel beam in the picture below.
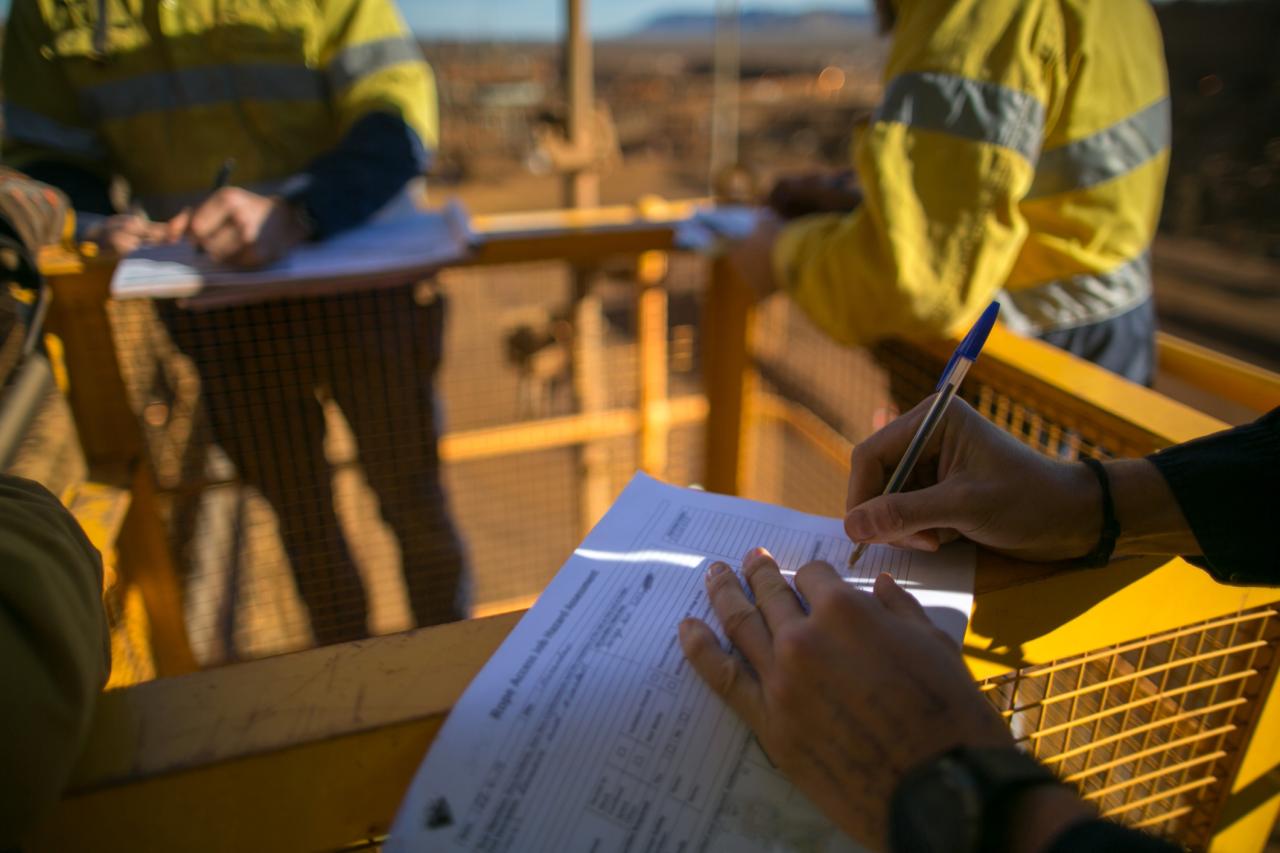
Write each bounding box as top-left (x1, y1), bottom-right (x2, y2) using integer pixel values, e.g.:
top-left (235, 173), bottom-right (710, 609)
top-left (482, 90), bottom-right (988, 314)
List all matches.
top-left (1158, 331), bottom-right (1280, 415)
top-left (917, 325), bottom-right (1229, 452)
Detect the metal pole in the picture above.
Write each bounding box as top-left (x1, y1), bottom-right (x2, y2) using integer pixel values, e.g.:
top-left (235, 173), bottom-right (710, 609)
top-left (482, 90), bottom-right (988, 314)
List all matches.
top-left (564, 0), bottom-right (607, 534)
top-left (564, 0), bottom-right (599, 208)
top-left (710, 0), bottom-right (741, 190)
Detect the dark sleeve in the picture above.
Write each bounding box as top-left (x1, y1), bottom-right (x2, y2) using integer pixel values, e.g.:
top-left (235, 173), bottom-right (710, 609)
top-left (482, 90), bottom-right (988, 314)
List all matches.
top-left (1046, 819), bottom-right (1182, 852)
top-left (287, 110), bottom-right (429, 240)
top-left (0, 475), bottom-right (110, 845)
top-left (1146, 407), bottom-right (1280, 585)
top-left (20, 161), bottom-right (114, 217)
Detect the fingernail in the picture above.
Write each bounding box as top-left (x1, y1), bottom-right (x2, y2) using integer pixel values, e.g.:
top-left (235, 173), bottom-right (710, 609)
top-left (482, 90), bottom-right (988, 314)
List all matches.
top-left (706, 562), bottom-right (730, 580)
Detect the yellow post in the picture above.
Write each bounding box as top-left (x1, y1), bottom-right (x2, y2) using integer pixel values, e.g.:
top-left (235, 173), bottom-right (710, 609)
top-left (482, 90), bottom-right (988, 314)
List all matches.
top-left (636, 250), bottom-right (669, 477)
top-left (571, 270), bottom-right (611, 535)
top-left (44, 261), bottom-right (197, 675)
top-left (702, 255), bottom-right (755, 496)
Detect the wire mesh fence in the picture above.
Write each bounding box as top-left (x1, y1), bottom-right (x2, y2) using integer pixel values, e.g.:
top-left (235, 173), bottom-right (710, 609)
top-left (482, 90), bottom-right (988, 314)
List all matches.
top-left (99, 250), bottom-right (713, 664)
top-left (982, 607), bottom-right (1280, 847)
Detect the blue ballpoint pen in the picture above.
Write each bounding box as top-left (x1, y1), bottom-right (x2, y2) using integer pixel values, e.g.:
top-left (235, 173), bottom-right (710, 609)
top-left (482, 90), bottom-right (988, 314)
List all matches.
top-left (847, 301), bottom-right (1001, 567)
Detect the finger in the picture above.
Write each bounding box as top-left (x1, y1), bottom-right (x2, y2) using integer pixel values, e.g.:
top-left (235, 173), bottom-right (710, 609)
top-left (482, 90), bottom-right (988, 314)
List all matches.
top-left (200, 221), bottom-right (247, 263)
top-left (188, 190), bottom-right (236, 239)
top-left (112, 216), bottom-right (153, 237)
top-left (793, 559), bottom-right (847, 606)
top-left (741, 547), bottom-right (804, 632)
top-left (227, 241), bottom-right (270, 269)
top-left (872, 573), bottom-right (930, 625)
top-left (165, 209), bottom-right (191, 241)
top-left (108, 232), bottom-right (142, 255)
top-left (898, 530), bottom-right (942, 552)
top-left (679, 618), bottom-right (765, 731)
top-left (844, 485), bottom-right (967, 547)
top-left (704, 561), bottom-right (773, 672)
top-left (846, 396), bottom-right (937, 513)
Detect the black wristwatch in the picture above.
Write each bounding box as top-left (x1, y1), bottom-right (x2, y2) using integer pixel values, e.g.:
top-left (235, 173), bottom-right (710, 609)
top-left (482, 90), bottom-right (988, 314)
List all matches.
top-left (889, 747), bottom-right (1064, 853)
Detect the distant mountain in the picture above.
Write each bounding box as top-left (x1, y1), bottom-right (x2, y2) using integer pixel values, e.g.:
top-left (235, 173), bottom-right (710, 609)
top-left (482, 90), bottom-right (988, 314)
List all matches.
top-left (628, 8), bottom-right (875, 41)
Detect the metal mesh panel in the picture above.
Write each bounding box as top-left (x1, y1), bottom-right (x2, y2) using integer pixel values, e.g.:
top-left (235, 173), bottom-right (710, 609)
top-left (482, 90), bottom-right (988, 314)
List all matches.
top-left (982, 608), bottom-right (1280, 848)
top-left (109, 286), bottom-right (468, 663)
top-left (103, 251), bottom-right (710, 661)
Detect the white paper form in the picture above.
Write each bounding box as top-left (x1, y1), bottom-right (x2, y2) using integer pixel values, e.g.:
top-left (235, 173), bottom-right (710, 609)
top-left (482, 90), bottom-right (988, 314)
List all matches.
top-left (388, 472), bottom-right (974, 853)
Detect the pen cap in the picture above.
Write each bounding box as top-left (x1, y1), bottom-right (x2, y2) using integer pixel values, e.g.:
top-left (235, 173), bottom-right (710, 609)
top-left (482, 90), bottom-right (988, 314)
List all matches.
top-left (936, 301), bottom-right (1000, 391)
top-left (958, 301), bottom-right (1000, 361)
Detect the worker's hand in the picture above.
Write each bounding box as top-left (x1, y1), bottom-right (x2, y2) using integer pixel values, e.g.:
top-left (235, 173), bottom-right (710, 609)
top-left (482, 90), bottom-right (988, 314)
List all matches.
top-left (766, 170), bottom-right (862, 220)
top-left (83, 214), bottom-right (171, 255)
top-left (679, 551), bottom-right (1013, 849)
top-left (845, 397), bottom-right (1105, 560)
top-left (725, 208), bottom-right (784, 300)
top-left (173, 187), bottom-right (310, 267)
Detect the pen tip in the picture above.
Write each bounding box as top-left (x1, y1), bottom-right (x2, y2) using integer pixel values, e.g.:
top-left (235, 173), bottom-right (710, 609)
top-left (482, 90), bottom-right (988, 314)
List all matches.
top-left (846, 543), bottom-right (866, 568)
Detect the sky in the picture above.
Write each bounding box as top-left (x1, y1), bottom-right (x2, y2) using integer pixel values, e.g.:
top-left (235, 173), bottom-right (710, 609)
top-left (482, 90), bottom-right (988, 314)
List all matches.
top-left (397, 1), bottom-right (872, 41)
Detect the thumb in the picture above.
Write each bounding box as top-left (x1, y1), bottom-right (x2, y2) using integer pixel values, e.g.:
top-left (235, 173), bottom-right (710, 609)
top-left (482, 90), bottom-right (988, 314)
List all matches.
top-left (844, 482), bottom-right (967, 547)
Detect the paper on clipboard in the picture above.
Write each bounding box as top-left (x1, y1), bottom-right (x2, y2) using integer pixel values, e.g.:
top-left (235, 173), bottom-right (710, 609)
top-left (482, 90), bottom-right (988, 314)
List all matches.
top-left (109, 198), bottom-right (475, 307)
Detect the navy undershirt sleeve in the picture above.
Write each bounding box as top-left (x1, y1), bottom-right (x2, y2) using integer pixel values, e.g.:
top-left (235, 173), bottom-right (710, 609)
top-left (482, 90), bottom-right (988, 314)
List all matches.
top-left (287, 111), bottom-right (430, 240)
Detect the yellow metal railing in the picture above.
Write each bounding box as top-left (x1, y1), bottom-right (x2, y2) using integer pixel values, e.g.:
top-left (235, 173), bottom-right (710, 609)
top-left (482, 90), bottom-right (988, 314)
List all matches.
top-left (22, 205), bottom-right (1280, 852)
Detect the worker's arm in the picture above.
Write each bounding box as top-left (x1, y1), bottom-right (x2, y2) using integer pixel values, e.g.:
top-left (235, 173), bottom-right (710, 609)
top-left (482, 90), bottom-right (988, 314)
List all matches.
top-left (0, 475), bottom-right (110, 847)
top-left (182, 0), bottom-right (439, 261)
top-left (291, 0), bottom-right (438, 239)
top-left (771, 0), bottom-right (1058, 346)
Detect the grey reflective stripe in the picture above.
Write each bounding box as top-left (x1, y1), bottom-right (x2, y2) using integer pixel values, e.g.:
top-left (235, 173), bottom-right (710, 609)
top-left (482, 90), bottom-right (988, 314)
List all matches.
top-left (998, 253), bottom-right (1152, 335)
top-left (874, 71), bottom-right (1045, 162)
top-left (1028, 98), bottom-right (1170, 199)
top-left (326, 37), bottom-right (423, 92)
top-left (80, 64), bottom-right (324, 122)
top-left (2, 104), bottom-right (105, 160)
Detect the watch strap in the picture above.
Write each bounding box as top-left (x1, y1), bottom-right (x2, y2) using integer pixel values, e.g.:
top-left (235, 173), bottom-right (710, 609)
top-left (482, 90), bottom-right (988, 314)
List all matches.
top-left (890, 747), bottom-right (1065, 853)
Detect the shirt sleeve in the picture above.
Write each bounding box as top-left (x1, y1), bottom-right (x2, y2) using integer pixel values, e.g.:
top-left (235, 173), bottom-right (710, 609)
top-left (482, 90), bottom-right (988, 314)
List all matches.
top-left (318, 0), bottom-right (438, 150)
top-left (1147, 408), bottom-right (1280, 585)
top-left (284, 0), bottom-right (438, 238)
top-left (0, 475), bottom-right (110, 846)
top-left (1, 0), bottom-right (115, 216)
top-left (772, 0), bottom-right (1054, 346)
top-left (1046, 818), bottom-right (1181, 853)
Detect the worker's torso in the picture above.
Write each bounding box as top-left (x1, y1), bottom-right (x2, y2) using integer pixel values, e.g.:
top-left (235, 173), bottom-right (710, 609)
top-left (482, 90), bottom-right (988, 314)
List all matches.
top-left (32, 0), bottom-right (341, 217)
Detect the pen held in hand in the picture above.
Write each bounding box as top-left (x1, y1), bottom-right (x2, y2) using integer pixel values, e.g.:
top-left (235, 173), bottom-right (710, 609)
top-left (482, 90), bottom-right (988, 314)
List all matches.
top-left (848, 301), bottom-right (1000, 568)
top-left (189, 158), bottom-right (236, 254)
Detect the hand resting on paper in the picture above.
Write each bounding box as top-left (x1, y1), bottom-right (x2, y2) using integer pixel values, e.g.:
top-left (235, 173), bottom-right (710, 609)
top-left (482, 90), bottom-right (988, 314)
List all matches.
top-left (82, 214), bottom-right (172, 255)
top-left (169, 187), bottom-right (311, 268)
top-left (678, 548), bottom-right (1017, 849)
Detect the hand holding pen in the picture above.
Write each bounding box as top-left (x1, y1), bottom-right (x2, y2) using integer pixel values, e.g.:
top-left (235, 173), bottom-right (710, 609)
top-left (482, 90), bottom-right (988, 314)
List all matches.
top-left (169, 157), bottom-right (310, 267)
top-left (846, 302), bottom-right (999, 566)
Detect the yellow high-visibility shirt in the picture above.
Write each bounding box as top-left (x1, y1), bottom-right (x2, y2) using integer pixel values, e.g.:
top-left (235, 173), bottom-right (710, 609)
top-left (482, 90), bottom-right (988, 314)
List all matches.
top-left (1, 0), bottom-right (437, 218)
top-left (774, 0), bottom-right (1170, 344)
